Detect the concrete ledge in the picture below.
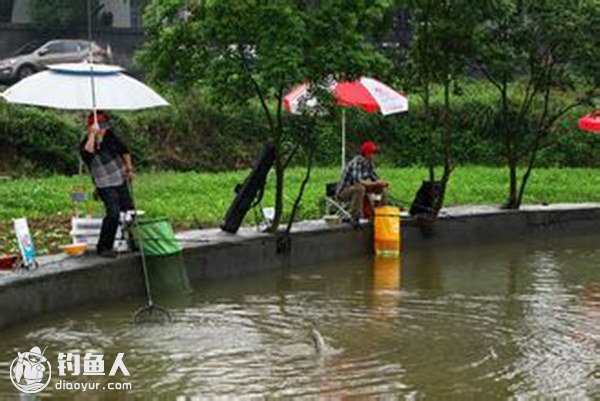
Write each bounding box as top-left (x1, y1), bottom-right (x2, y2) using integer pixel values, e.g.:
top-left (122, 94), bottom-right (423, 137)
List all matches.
top-left (403, 203), bottom-right (600, 248)
top-left (0, 203), bottom-right (599, 329)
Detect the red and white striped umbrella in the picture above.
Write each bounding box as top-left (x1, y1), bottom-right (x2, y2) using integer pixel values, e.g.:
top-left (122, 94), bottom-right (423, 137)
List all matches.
top-left (284, 77), bottom-right (408, 168)
top-left (283, 82), bottom-right (319, 115)
top-left (578, 111), bottom-right (600, 134)
top-left (284, 77), bottom-right (408, 115)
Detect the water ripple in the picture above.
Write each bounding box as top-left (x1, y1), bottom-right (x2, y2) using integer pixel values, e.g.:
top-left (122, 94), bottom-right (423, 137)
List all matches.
top-left (0, 236), bottom-right (597, 400)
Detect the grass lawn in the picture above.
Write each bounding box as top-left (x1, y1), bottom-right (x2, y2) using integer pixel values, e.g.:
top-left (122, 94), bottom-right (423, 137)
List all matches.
top-left (1, 166), bottom-right (598, 255)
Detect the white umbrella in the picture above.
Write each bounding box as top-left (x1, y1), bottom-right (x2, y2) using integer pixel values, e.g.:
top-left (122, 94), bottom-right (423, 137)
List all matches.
top-left (1, 63), bottom-right (168, 110)
top-left (284, 77), bottom-right (408, 170)
top-left (1, 62), bottom-right (168, 174)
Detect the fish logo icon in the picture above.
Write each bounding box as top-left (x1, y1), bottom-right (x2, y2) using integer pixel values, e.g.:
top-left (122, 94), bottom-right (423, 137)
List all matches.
top-left (10, 346), bottom-right (52, 394)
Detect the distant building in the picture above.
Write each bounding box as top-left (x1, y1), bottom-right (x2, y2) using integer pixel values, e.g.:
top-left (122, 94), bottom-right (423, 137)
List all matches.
top-left (0, 0), bottom-right (145, 68)
top-left (7, 0), bottom-right (143, 28)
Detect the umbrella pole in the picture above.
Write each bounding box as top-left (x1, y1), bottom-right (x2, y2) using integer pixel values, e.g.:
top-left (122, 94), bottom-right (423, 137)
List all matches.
top-left (87, 0), bottom-right (97, 124)
top-left (341, 109), bottom-right (346, 171)
top-left (80, 0), bottom-right (98, 176)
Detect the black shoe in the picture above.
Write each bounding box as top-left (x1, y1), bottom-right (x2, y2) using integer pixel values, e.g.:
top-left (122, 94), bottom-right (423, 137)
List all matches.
top-left (97, 250), bottom-right (118, 259)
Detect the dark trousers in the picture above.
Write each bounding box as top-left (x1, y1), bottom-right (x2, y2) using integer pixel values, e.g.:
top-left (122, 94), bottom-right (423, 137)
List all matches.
top-left (96, 184), bottom-right (134, 253)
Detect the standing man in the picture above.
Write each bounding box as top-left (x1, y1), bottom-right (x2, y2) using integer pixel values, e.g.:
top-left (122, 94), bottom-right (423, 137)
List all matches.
top-left (80, 111), bottom-right (135, 258)
top-left (336, 140), bottom-right (389, 221)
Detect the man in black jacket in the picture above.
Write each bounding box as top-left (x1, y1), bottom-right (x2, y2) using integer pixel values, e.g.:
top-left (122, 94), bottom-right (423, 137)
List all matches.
top-left (80, 111), bottom-right (135, 258)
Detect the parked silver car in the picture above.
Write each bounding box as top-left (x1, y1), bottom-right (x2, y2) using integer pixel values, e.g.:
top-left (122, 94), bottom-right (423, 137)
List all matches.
top-left (0, 39), bottom-right (112, 83)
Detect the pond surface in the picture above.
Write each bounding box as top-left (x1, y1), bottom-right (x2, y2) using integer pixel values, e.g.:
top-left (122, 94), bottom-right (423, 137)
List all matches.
top-left (0, 235), bottom-right (598, 400)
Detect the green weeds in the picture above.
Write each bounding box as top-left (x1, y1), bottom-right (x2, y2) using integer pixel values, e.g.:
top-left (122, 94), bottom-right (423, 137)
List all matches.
top-left (0, 166), bottom-right (598, 255)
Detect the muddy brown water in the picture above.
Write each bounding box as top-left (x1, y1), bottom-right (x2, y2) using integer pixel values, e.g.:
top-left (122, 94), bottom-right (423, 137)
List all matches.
top-left (0, 235), bottom-right (598, 400)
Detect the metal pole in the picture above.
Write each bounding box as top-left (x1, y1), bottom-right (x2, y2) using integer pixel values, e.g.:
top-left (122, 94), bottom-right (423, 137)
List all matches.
top-left (341, 109), bottom-right (346, 171)
top-left (87, 0), bottom-right (97, 125)
top-left (126, 182), bottom-right (154, 308)
top-left (79, 0), bottom-right (97, 176)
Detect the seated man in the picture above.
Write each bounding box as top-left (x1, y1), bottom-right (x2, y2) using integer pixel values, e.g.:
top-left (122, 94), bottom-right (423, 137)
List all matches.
top-left (336, 140), bottom-right (389, 221)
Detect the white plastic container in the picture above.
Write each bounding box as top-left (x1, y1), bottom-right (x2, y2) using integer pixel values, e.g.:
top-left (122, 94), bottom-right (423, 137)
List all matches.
top-left (70, 211), bottom-right (143, 252)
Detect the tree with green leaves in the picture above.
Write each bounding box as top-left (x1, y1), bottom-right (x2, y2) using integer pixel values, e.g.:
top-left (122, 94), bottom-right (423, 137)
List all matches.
top-left (396, 0), bottom-right (479, 212)
top-left (138, 0), bottom-right (393, 232)
top-left (474, 0), bottom-right (599, 209)
top-left (29, 0), bottom-right (103, 31)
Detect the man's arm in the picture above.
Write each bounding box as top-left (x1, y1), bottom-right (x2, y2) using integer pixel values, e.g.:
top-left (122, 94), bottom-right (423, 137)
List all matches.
top-left (79, 130), bottom-right (96, 166)
top-left (122, 153), bottom-right (135, 181)
top-left (108, 132), bottom-right (135, 181)
top-left (359, 163), bottom-right (388, 189)
top-left (83, 131), bottom-right (95, 154)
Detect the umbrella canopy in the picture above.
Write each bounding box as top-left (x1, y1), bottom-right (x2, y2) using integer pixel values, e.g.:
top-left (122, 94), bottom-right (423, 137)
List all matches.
top-left (578, 112), bottom-right (600, 134)
top-left (1, 63), bottom-right (168, 110)
top-left (334, 77), bottom-right (408, 115)
top-left (284, 77), bottom-right (408, 116)
top-left (284, 77), bottom-right (408, 169)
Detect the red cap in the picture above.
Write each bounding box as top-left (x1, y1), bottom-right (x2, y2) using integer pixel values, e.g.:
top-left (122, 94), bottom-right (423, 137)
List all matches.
top-left (360, 140), bottom-right (378, 156)
top-left (87, 112), bottom-right (110, 128)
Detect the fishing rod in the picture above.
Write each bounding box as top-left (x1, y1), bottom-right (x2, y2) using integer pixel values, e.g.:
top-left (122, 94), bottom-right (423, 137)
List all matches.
top-left (386, 192), bottom-right (458, 220)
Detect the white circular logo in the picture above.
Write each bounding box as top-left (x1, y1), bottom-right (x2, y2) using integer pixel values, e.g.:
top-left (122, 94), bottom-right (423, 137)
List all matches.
top-left (9, 346), bottom-right (52, 394)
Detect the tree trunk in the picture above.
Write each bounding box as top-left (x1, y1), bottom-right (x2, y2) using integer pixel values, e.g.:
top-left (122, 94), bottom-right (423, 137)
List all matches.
top-left (422, 6), bottom-right (435, 183)
top-left (435, 77), bottom-right (453, 212)
top-left (516, 138), bottom-right (540, 208)
top-left (269, 128), bottom-right (285, 233)
top-left (267, 87), bottom-right (285, 233)
top-left (506, 124), bottom-right (519, 209)
top-left (500, 81), bottom-right (518, 209)
top-left (285, 147), bottom-right (314, 234)
top-left (425, 84), bottom-right (435, 183)
top-left (506, 159), bottom-right (518, 209)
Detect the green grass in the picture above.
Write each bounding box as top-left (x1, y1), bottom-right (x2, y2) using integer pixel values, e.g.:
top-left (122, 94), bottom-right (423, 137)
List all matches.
top-left (0, 166), bottom-right (598, 254)
top-left (2, 166), bottom-right (600, 222)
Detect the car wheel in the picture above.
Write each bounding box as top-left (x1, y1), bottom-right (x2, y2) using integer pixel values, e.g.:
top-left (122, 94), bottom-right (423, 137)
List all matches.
top-left (17, 65), bottom-right (36, 80)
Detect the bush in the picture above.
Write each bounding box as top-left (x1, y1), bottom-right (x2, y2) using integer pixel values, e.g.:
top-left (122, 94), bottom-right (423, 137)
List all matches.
top-left (28, 0), bottom-right (102, 31)
top-left (119, 90), bottom-right (269, 171)
top-left (0, 102), bottom-right (82, 176)
top-left (0, 81), bottom-right (598, 177)
top-left (318, 81), bottom-right (600, 169)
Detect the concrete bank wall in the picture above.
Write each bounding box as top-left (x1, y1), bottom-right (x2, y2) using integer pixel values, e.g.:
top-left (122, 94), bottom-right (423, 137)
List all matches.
top-left (402, 204), bottom-right (600, 249)
top-left (0, 204), bottom-right (598, 329)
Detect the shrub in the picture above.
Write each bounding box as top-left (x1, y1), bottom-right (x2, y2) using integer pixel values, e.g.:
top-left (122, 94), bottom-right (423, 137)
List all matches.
top-left (0, 102), bottom-right (81, 176)
top-left (0, 81), bottom-right (597, 177)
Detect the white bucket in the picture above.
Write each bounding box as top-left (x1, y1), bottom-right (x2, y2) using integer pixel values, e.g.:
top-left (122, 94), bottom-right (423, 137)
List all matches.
top-left (70, 211), bottom-right (143, 252)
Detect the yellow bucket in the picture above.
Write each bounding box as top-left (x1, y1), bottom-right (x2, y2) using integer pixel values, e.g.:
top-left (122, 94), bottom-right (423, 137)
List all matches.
top-left (373, 256), bottom-right (401, 291)
top-left (374, 206), bottom-right (401, 256)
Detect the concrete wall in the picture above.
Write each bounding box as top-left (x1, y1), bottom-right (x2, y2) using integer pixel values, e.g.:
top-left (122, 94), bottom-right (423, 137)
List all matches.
top-left (101, 0), bottom-right (132, 29)
top-left (0, 204), bottom-right (598, 330)
top-left (402, 205), bottom-right (600, 249)
top-left (10, 0), bottom-right (29, 24)
top-left (0, 223), bottom-right (371, 329)
top-left (9, 0), bottom-right (134, 27)
top-left (1, 0), bottom-right (143, 68)
top-left (181, 225), bottom-right (372, 283)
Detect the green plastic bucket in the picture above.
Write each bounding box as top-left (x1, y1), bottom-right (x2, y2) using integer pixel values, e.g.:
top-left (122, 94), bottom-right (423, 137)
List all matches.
top-left (130, 217), bottom-right (182, 256)
top-left (130, 217), bottom-right (190, 296)
top-left (146, 253), bottom-right (191, 297)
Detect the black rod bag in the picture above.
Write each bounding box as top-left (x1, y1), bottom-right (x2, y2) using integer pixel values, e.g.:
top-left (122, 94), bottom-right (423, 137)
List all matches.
top-left (409, 181), bottom-right (441, 216)
top-left (220, 144), bottom-right (276, 233)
